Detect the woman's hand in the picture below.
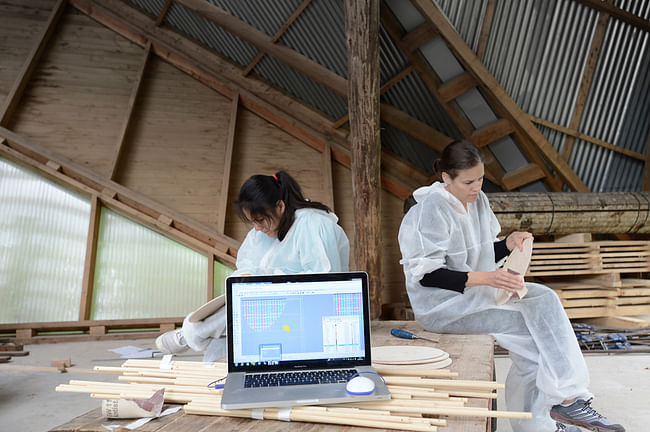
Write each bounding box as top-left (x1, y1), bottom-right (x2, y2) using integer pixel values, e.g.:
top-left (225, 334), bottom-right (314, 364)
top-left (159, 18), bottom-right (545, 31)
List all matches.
top-left (467, 269), bottom-right (524, 293)
top-left (506, 231), bottom-right (534, 252)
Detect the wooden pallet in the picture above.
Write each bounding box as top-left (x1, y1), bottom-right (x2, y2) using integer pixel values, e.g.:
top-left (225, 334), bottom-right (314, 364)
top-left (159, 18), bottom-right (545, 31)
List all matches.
top-left (546, 277), bottom-right (650, 319)
top-left (528, 241), bottom-right (650, 276)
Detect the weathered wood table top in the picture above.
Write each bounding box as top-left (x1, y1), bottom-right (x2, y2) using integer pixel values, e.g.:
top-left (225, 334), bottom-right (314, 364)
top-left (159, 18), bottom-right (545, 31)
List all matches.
top-left (50, 320), bottom-right (495, 432)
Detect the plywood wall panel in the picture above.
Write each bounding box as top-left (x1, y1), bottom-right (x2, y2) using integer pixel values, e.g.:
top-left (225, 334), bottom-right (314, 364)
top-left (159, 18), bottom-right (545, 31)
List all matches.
top-left (115, 56), bottom-right (232, 230)
top-left (225, 108), bottom-right (326, 242)
top-left (0, 0), bottom-right (58, 100)
top-left (332, 160), bottom-right (406, 307)
top-left (8, 7), bottom-right (141, 174)
top-left (381, 187), bottom-right (407, 305)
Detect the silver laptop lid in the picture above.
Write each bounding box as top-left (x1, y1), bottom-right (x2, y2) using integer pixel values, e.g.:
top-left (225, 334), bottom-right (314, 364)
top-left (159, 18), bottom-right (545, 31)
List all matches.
top-left (225, 272), bottom-right (371, 373)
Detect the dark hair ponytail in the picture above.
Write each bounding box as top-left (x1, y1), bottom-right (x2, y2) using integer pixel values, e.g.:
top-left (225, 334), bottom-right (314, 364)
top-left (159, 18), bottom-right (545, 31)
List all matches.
top-left (432, 139), bottom-right (484, 180)
top-left (236, 171), bottom-right (330, 241)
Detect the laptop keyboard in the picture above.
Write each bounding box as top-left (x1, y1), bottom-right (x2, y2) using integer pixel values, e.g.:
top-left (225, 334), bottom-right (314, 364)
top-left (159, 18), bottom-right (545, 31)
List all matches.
top-left (244, 369), bottom-right (357, 388)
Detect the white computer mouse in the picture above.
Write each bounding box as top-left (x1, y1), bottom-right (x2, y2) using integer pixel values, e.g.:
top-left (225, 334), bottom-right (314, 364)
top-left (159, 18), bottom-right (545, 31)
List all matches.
top-left (345, 375), bottom-right (375, 395)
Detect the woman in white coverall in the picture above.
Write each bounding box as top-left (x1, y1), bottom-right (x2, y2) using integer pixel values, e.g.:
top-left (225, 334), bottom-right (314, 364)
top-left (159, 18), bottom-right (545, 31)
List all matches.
top-left (156, 170), bottom-right (350, 361)
top-left (398, 140), bottom-right (624, 432)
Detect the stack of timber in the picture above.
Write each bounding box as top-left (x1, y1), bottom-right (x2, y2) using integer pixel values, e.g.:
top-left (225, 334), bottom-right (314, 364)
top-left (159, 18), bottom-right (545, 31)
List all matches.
top-left (56, 359), bottom-right (531, 431)
top-left (526, 240), bottom-right (650, 319)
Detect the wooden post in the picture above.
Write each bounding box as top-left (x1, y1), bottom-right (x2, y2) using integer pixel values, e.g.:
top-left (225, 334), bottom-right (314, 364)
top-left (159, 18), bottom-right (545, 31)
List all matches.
top-left (345, 0), bottom-right (381, 318)
top-left (79, 195), bottom-right (101, 321)
top-left (643, 128), bottom-right (650, 191)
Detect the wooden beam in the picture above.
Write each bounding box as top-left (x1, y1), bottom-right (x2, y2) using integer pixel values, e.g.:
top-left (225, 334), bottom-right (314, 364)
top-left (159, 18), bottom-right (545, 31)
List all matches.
top-left (561, 9), bottom-right (609, 161)
top-left (410, 0), bottom-right (589, 192)
top-left (242, 0), bottom-right (312, 77)
top-left (501, 163), bottom-right (546, 191)
top-left (0, 0), bottom-right (67, 127)
top-left (322, 142), bottom-right (335, 211)
top-left (574, 0), bottom-right (650, 33)
top-left (471, 118), bottom-right (515, 147)
top-left (641, 128), bottom-right (650, 191)
top-left (109, 41), bottom-right (151, 180)
top-left (438, 71), bottom-right (478, 103)
top-left (380, 102), bottom-right (453, 152)
top-left (401, 22), bottom-right (438, 52)
top-left (333, 65), bottom-right (415, 129)
top-left (530, 115), bottom-right (645, 161)
top-left (70, 0), bottom-right (420, 200)
top-left (79, 195), bottom-right (101, 321)
top-left (217, 93), bottom-right (238, 234)
top-left (155, 0), bottom-right (173, 26)
top-left (175, 0), bottom-right (347, 95)
top-left (380, 4), bottom-right (505, 189)
top-left (207, 254), bottom-right (215, 301)
top-left (476, 0), bottom-right (496, 60)
top-left (346, 0), bottom-right (382, 318)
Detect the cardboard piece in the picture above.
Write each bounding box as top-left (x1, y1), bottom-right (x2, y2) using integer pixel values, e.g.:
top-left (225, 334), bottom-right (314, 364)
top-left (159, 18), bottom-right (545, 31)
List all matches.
top-left (495, 238), bottom-right (533, 305)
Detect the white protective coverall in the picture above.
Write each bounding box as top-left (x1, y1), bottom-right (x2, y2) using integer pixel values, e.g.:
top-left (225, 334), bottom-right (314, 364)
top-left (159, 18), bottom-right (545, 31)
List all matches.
top-left (183, 208), bottom-right (350, 361)
top-left (398, 182), bottom-right (591, 431)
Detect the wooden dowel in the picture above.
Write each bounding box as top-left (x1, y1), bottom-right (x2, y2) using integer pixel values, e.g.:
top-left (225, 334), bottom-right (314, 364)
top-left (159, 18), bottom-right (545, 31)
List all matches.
top-left (373, 366), bottom-right (458, 377)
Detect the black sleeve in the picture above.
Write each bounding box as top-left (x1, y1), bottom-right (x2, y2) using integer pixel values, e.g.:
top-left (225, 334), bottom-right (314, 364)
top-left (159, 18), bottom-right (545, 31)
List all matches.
top-left (494, 239), bottom-right (509, 262)
top-left (420, 268), bottom-right (468, 294)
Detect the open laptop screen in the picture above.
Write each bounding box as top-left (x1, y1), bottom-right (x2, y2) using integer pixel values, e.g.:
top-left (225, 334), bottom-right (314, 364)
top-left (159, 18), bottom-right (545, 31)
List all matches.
top-left (226, 272), bottom-right (371, 373)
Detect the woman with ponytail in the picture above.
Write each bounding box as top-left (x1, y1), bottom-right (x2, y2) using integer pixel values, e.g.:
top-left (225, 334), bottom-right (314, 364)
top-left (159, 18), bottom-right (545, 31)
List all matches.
top-left (156, 171), bottom-right (350, 360)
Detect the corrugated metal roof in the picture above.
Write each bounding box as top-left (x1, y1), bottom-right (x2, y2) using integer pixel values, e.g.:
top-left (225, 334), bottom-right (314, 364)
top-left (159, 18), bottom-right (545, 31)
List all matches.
top-left (127, 0), bottom-right (166, 18)
top-left (121, 0), bottom-right (649, 192)
top-left (254, 54), bottom-right (347, 119)
top-left (164, 2), bottom-right (260, 67)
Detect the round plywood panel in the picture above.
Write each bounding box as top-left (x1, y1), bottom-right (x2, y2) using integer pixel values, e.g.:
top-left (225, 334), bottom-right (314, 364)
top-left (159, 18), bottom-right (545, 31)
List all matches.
top-left (372, 345), bottom-right (449, 365)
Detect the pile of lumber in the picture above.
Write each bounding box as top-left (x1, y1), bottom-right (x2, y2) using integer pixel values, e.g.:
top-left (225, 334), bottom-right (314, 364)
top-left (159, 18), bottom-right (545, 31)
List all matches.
top-left (56, 359), bottom-right (531, 431)
top-left (524, 240), bottom-right (650, 320)
top-left (546, 277), bottom-right (650, 319)
top-left (527, 241), bottom-right (650, 276)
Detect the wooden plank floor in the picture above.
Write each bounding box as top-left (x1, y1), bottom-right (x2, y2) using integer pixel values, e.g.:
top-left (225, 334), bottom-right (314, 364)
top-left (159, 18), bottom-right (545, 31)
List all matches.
top-left (50, 321), bottom-right (495, 432)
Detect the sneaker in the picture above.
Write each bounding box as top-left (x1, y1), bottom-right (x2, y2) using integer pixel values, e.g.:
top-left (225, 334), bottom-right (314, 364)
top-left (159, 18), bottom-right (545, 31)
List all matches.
top-left (155, 329), bottom-right (189, 354)
top-left (551, 398), bottom-right (625, 431)
top-left (556, 422), bottom-right (581, 432)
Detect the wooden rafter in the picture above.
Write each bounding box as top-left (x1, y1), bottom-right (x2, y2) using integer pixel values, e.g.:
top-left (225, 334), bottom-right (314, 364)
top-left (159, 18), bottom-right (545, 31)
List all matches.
top-left (69, 0), bottom-right (425, 199)
top-left (380, 4), bottom-right (505, 188)
top-left (109, 41), bottom-right (151, 180)
top-left (574, 0), bottom-right (650, 33)
top-left (475, 0), bottom-right (496, 60)
top-left (530, 116), bottom-right (645, 161)
top-left (380, 102), bottom-right (453, 152)
top-left (175, 0), bottom-right (347, 95)
top-left (333, 65), bottom-right (415, 129)
top-left (155, 0), bottom-right (173, 26)
top-left (0, 0), bottom-right (67, 127)
top-left (561, 9), bottom-right (609, 162)
top-left (410, 0), bottom-right (588, 191)
top-left (242, 0), bottom-right (312, 77)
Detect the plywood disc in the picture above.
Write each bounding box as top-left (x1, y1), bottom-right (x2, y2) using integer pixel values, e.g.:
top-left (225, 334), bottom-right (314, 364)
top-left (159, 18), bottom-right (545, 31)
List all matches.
top-left (372, 345), bottom-right (448, 365)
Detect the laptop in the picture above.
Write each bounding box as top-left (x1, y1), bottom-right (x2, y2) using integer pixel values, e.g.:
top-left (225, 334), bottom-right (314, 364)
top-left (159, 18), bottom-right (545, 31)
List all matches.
top-left (221, 271), bottom-right (390, 409)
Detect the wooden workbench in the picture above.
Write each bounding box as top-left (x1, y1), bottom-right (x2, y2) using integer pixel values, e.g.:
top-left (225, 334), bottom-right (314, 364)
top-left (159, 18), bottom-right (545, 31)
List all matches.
top-left (50, 321), bottom-right (495, 432)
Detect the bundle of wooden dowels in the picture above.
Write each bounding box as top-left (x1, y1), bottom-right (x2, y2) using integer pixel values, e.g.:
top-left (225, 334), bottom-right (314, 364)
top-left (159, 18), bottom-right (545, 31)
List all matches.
top-left (56, 359), bottom-right (531, 431)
